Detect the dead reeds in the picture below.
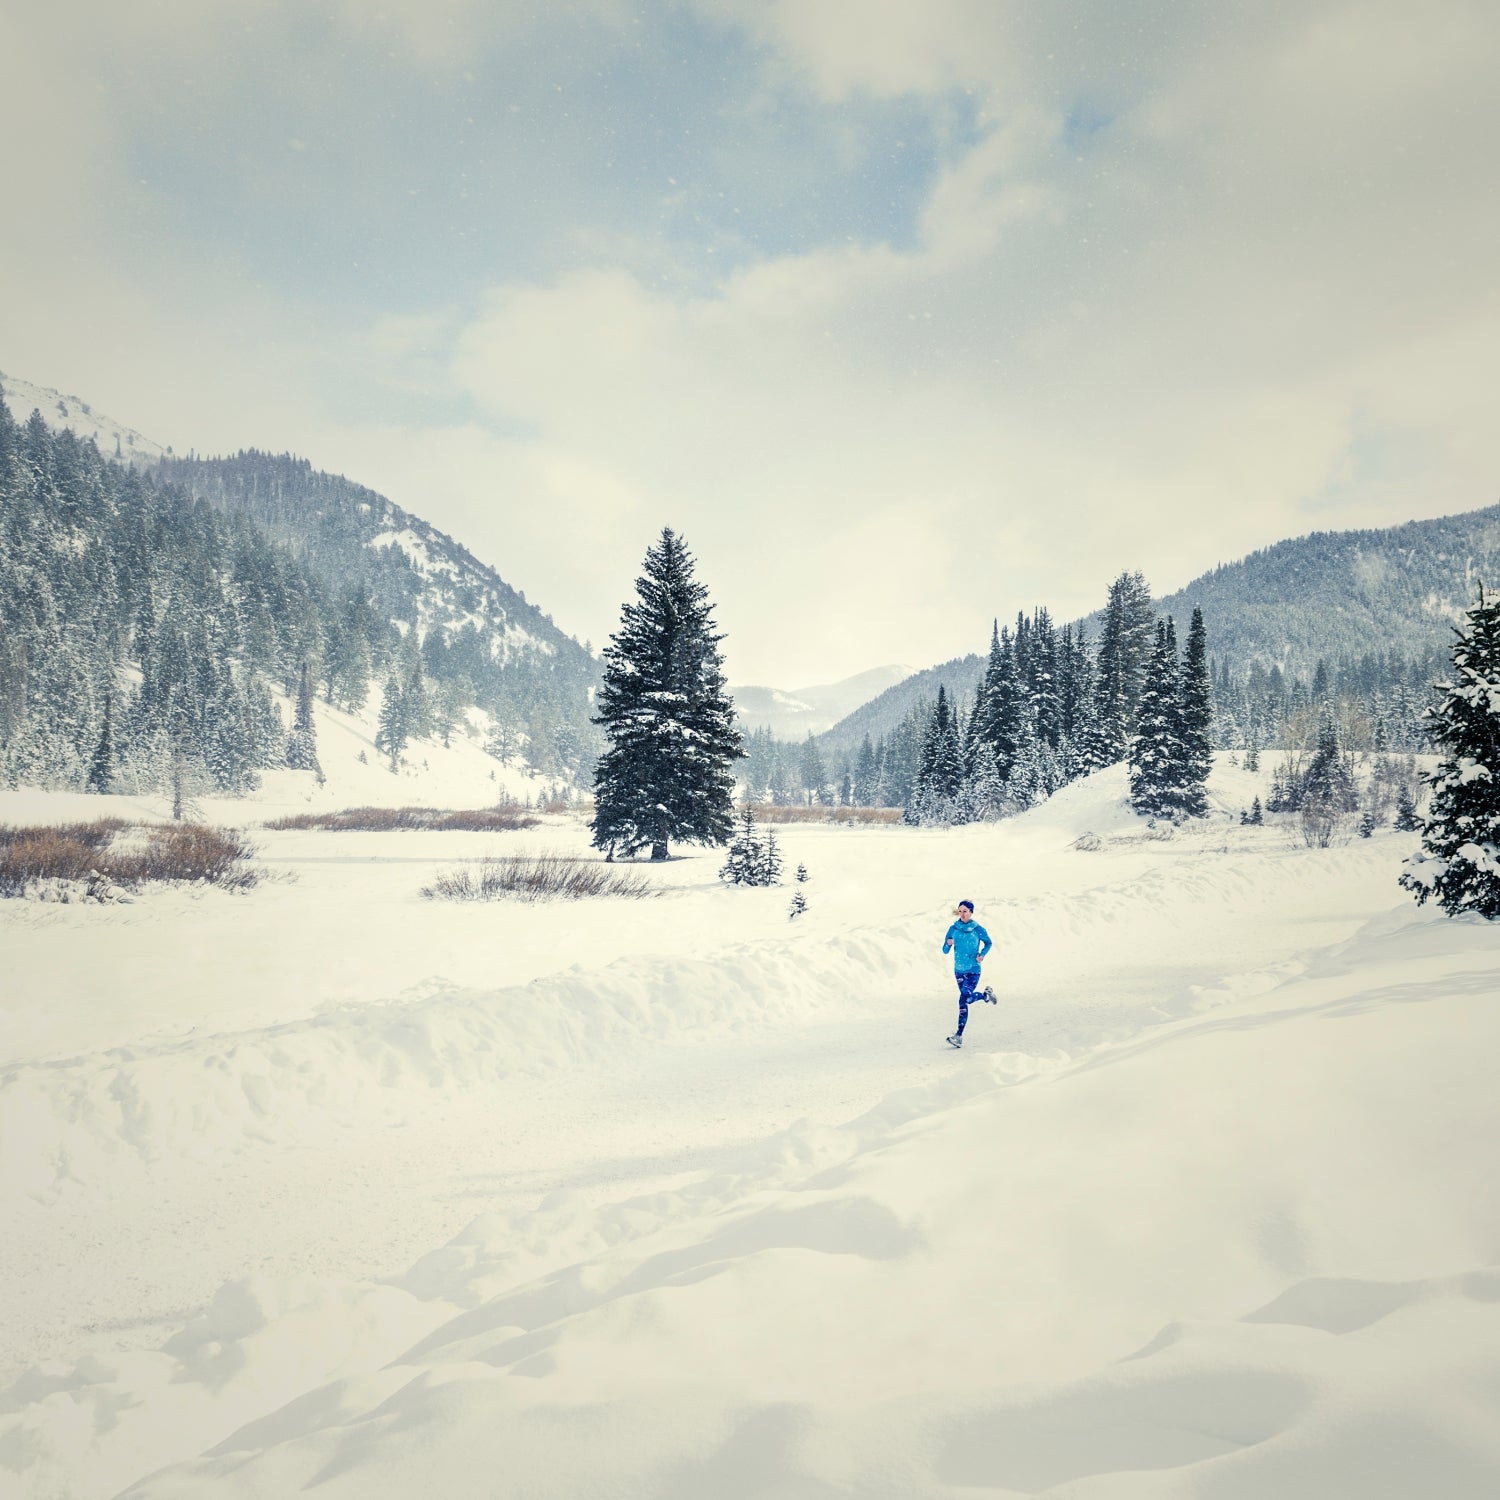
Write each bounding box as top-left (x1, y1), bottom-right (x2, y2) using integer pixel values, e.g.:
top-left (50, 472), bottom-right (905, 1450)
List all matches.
top-left (264, 805), bottom-right (541, 833)
top-left (421, 851), bottom-right (657, 903)
top-left (0, 820), bottom-right (258, 898)
top-left (740, 804), bottom-right (902, 826)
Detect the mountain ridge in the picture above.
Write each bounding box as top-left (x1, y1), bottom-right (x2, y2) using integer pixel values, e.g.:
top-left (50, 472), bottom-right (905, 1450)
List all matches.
top-left (815, 500), bottom-right (1500, 758)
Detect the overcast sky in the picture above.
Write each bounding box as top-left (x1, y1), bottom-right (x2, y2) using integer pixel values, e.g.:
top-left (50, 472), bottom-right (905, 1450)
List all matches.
top-left (3, 1), bottom-right (1497, 685)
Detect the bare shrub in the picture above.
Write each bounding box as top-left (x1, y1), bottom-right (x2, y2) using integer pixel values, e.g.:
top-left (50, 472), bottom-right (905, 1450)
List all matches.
top-left (742, 804), bottom-right (901, 826)
top-left (421, 851), bottom-right (657, 903)
top-left (265, 805), bottom-right (541, 833)
top-left (0, 820), bottom-right (256, 898)
top-left (1300, 797), bottom-right (1349, 849)
top-left (137, 825), bottom-right (259, 887)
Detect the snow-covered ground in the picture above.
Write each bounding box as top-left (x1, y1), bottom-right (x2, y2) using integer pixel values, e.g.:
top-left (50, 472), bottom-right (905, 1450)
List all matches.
top-left (2, 759), bottom-right (1496, 1499)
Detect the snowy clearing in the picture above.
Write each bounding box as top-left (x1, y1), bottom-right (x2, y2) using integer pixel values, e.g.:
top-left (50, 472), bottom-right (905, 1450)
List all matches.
top-left (2, 759), bottom-right (1496, 1499)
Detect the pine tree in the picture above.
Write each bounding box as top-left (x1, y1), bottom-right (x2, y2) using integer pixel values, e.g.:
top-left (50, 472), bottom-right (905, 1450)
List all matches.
top-left (1393, 782), bottom-right (1421, 831)
top-left (720, 807), bottom-right (760, 884)
top-left (86, 692), bottom-right (115, 794)
top-left (1399, 590), bottom-right (1500, 917)
top-left (853, 734), bottom-right (879, 807)
top-left (1129, 620), bottom-right (1181, 817)
top-left (908, 685), bottom-right (965, 823)
top-left (591, 529), bottom-right (743, 861)
top-left (398, 629), bottom-right (432, 740)
top-left (244, 676), bottom-right (286, 769)
top-left (285, 660), bottom-right (322, 777)
top-left (375, 674), bottom-right (407, 771)
top-left (966, 740), bottom-right (1006, 821)
top-left (759, 824), bottom-right (783, 885)
top-left (1095, 570), bottom-right (1154, 758)
top-left (1178, 607), bottom-right (1214, 817)
top-left (799, 733), bottom-right (831, 806)
top-left (1302, 705), bottom-right (1356, 814)
top-left (1060, 625), bottom-right (1109, 773)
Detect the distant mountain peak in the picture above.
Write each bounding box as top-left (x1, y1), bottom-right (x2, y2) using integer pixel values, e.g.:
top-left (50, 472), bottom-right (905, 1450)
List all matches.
top-left (730, 663), bottom-right (916, 738)
top-left (0, 371), bottom-right (170, 465)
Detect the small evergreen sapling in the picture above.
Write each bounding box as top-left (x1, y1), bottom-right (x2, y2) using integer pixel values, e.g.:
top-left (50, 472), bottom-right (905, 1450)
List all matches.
top-left (718, 808), bottom-right (783, 886)
top-left (788, 862), bottom-right (809, 919)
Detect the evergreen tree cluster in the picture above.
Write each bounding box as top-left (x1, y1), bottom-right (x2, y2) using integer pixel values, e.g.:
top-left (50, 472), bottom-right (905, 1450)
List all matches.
top-left (0, 396), bottom-right (603, 795)
top-left (1145, 502), bottom-right (1500, 684)
top-left (0, 398), bottom-right (385, 796)
top-left (902, 581), bottom-right (1208, 826)
top-left (153, 450), bottom-right (601, 781)
top-left (1127, 608), bottom-right (1214, 819)
top-left (1209, 648), bottom-right (1439, 762)
top-left (738, 573), bottom-right (1218, 826)
top-left (816, 501), bottom-right (1472, 769)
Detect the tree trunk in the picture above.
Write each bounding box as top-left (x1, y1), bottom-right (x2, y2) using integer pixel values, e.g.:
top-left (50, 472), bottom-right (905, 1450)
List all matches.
top-left (651, 839), bottom-right (668, 861)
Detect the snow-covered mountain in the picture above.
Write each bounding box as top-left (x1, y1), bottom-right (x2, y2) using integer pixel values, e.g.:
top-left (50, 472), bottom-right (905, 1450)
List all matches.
top-left (154, 450), bottom-right (593, 679)
top-left (817, 501), bottom-right (1500, 757)
top-left (1, 374), bottom-right (600, 781)
top-left (730, 663), bottom-right (914, 739)
top-left (0, 371), bottom-right (170, 466)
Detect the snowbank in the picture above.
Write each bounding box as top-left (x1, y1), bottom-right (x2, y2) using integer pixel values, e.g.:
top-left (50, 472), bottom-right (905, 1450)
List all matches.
top-left (4, 760), bottom-right (1494, 1499)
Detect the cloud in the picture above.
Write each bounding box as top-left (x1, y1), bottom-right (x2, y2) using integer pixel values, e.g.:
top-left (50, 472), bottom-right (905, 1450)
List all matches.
top-left (4, 0), bottom-right (1498, 686)
top-left (409, 0), bottom-right (1500, 682)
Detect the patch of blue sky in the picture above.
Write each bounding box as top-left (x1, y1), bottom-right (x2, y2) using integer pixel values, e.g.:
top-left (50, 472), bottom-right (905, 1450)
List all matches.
top-left (1063, 102), bottom-right (1115, 152)
top-left (113, 8), bottom-right (980, 318)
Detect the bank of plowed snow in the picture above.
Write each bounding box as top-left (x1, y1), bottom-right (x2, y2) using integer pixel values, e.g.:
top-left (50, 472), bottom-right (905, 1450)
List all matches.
top-left (2, 761), bottom-right (1496, 1499)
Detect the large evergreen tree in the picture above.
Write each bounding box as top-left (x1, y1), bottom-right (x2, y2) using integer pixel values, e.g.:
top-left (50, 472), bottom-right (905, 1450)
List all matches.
top-left (591, 529), bottom-right (742, 861)
top-left (1400, 590), bottom-right (1500, 917)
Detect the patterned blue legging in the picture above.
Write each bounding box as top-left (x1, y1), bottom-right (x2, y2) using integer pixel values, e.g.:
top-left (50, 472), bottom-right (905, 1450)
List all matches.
top-left (955, 970), bottom-right (983, 1035)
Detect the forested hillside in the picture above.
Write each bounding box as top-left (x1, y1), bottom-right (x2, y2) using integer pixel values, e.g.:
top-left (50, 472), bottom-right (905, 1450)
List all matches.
top-left (1144, 504), bottom-right (1500, 678)
top-left (154, 452), bottom-right (599, 775)
top-left (0, 397), bottom-right (597, 796)
top-left (816, 504), bottom-right (1497, 762)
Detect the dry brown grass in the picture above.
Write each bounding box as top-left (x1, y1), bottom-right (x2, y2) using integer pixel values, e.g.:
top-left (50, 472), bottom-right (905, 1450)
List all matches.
top-left (421, 851), bottom-right (657, 903)
top-left (0, 820), bottom-right (257, 898)
top-left (742, 803), bottom-right (902, 826)
top-left (264, 805), bottom-right (541, 833)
